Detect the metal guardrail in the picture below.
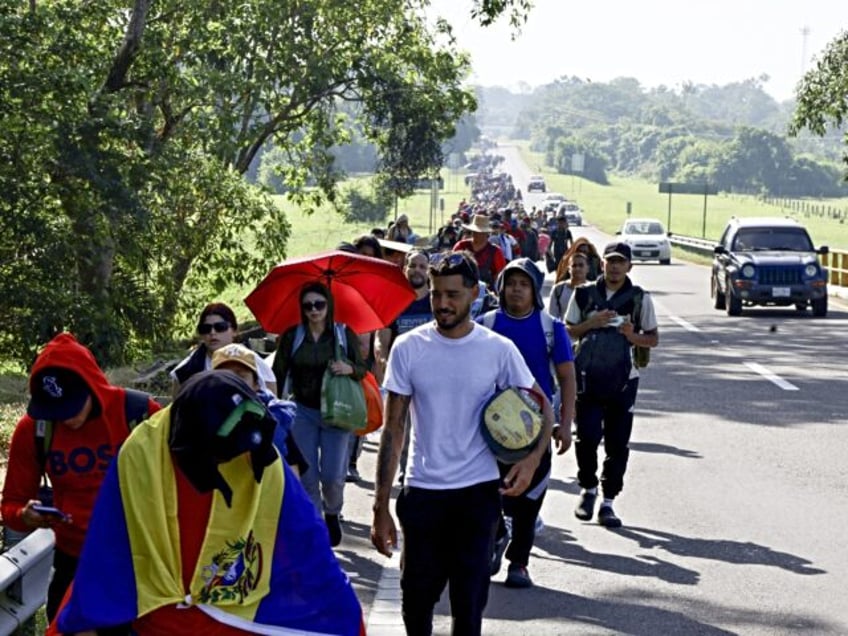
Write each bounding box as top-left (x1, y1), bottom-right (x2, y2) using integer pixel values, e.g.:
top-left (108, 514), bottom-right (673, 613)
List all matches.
top-left (668, 234), bottom-right (848, 289)
top-left (668, 234), bottom-right (715, 254)
top-left (0, 529), bottom-right (54, 633)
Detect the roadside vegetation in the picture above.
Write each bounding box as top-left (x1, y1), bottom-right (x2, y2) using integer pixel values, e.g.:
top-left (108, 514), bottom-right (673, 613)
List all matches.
top-left (517, 145), bottom-right (848, 250)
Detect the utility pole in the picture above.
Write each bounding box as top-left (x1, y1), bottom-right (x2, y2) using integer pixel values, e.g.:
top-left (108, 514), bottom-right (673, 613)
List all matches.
top-left (800, 25), bottom-right (810, 76)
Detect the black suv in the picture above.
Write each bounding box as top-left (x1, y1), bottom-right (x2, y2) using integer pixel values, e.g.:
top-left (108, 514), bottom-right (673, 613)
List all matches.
top-left (711, 217), bottom-right (828, 317)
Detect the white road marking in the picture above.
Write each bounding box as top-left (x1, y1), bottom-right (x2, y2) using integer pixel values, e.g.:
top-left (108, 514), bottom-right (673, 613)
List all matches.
top-left (744, 362), bottom-right (799, 391)
top-left (668, 315), bottom-right (701, 333)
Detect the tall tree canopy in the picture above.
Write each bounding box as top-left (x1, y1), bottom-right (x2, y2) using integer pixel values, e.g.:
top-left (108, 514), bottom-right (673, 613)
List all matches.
top-left (790, 30), bottom-right (848, 173)
top-left (0, 0), bottom-right (520, 366)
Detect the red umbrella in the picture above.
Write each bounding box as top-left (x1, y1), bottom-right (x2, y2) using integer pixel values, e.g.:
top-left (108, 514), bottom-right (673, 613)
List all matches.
top-left (245, 250), bottom-right (417, 335)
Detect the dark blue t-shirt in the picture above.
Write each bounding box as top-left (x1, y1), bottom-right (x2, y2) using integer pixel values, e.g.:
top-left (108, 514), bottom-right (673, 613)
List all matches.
top-left (476, 310), bottom-right (573, 401)
top-left (392, 295), bottom-right (433, 338)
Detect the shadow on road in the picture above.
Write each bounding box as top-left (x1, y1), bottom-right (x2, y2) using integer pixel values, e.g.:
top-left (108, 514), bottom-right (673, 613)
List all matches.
top-left (534, 525), bottom-right (700, 586)
top-left (612, 526), bottom-right (826, 575)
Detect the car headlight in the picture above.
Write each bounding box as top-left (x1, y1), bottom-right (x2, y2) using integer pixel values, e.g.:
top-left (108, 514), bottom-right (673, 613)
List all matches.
top-left (804, 264), bottom-right (818, 277)
top-left (741, 264), bottom-right (755, 278)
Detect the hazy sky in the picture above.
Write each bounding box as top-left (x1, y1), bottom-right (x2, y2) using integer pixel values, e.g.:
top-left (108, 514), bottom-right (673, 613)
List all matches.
top-left (427, 0), bottom-right (848, 102)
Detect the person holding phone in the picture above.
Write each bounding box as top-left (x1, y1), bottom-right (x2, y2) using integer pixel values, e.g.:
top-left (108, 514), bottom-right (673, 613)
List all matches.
top-left (0, 333), bottom-right (160, 621)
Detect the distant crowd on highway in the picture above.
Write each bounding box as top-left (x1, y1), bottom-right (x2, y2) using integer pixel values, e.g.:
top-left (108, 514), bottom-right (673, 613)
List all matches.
top-left (1, 159), bottom-right (659, 635)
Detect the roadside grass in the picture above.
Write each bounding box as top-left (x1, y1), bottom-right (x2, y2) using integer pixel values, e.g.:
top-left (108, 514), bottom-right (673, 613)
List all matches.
top-left (516, 145), bottom-right (848, 249)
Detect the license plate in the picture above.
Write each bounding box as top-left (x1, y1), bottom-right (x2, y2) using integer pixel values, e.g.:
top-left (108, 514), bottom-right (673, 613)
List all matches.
top-left (772, 287), bottom-right (790, 298)
top-left (637, 250), bottom-right (653, 256)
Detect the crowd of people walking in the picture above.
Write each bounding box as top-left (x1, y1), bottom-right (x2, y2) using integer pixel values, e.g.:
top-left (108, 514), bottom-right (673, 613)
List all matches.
top-left (0, 163), bottom-right (659, 635)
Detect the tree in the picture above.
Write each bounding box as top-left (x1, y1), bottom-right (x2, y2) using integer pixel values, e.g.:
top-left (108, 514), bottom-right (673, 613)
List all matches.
top-left (790, 31), bottom-right (848, 174)
top-left (0, 1), bottom-right (501, 365)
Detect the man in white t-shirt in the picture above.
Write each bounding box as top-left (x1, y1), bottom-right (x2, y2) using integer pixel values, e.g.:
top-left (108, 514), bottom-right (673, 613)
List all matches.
top-left (371, 250), bottom-right (554, 636)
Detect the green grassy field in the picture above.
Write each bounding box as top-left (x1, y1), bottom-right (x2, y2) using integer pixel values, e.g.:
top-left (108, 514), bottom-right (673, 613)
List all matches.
top-left (517, 145), bottom-right (848, 249)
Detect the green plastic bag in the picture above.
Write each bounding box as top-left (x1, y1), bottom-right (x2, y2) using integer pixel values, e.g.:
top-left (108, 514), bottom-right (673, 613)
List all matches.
top-left (320, 331), bottom-right (367, 432)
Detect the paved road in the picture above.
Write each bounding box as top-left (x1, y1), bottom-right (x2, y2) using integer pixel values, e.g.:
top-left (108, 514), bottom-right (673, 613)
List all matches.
top-left (337, 148), bottom-right (848, 635)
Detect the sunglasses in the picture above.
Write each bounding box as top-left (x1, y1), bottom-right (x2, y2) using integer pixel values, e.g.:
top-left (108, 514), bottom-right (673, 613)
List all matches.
top-left (302, 300), bottom-right (328, 312)
top-left (429, 252), bottom-right (466, 268)
top-left (198, 320), bottom-right (231, 335)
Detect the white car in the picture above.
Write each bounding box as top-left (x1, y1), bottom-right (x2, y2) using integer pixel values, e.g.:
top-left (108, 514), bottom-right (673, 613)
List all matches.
top-left (557, 202), bottom-right (583, 226)
top-left (541, 192), bottom-right (567, 213)
top-left (617, 218), bottom-right (672, 265)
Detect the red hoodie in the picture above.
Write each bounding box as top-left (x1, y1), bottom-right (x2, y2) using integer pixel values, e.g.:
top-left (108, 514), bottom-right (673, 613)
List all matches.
top-left (1, 333), bottom-right (160, 556)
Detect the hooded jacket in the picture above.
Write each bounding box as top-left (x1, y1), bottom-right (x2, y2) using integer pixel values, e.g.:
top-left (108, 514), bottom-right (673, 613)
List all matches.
top-left (495, 257), bottom-right (546, 311)
top-left (1, 333), bottom-right (160, 556)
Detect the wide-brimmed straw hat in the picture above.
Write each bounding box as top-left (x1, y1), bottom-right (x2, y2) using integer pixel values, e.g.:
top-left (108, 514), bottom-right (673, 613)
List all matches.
top-left (461, 214), bottom-right (492, 234)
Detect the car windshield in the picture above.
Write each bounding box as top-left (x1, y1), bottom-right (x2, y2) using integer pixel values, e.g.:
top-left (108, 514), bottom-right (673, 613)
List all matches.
top-left (732, 229), bottom-right (813, 251)
top-left (624, 222), bottom-right (664, 235)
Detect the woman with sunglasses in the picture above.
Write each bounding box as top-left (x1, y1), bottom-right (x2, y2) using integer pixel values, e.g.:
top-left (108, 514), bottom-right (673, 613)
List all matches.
top-left (272, 282), bottom-right (367, 547)
top-left (169, 302), bottom-right (277, 395)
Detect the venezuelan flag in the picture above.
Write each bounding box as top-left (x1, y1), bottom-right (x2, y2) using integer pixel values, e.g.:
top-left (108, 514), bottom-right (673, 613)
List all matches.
top-left (57, 408), bottom-right (362, 635)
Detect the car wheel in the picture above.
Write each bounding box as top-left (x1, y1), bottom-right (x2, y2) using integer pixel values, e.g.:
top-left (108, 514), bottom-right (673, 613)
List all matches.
top-left (712, 277), bottom-right (726, 310)
top-left (660, 258), bottom-right (671, 265)
top-left (726, 285), bottom-right (742, 316)
top-left (812, 296), bottom-right (828, 317)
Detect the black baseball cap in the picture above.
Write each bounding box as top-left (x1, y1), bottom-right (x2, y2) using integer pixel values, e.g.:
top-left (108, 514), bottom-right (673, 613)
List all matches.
top-left (27, 367), bottom-right (91, 421)
top-left (604, 242), bottom-right (632, 261)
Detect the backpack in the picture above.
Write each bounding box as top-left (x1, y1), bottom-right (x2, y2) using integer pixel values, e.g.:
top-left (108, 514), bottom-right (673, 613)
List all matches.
top-left (35, 388), bottom-right (152, 504)
top-left (573, 283), bottom-right (645, 400)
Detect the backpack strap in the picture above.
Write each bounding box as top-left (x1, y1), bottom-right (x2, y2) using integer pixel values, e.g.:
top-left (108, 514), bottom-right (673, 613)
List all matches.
top-left (553, 283), bottom-right (567, 317)
top-left (35, 420), bottom-right (52, 477)
top-left (334, 323), bottom-right (348, 357)
top-left (291, 324), bottom-right (306, 357)
top-left (539, 311), bottom-right (555, 357)
top-left (123, 388), bottom-right (153, 428)
top-left (481, 310), bottom-right (497, 330)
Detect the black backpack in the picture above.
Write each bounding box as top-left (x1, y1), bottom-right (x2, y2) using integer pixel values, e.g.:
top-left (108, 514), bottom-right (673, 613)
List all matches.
top-left (573, 283), bottom-right (644, 400)
top-left (34, 388), bottom-right (152, 505)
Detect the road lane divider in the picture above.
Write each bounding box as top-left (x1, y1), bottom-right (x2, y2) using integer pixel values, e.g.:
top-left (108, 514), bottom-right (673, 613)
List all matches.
top-left (744, 362), bottom-right (799, 391)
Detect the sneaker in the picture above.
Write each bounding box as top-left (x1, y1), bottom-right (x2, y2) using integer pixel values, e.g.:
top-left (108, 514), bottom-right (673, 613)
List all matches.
top-left (597, 505), bottom-right (622, 528)
top-left (345, 466), bottom-right (361, 483)
top-left (504, 563), bottom-right (533, 589)
top-left (489, 533), bottom-right (509, 576)
top-left (325, 513), bottom-right (343, 546)
top-left (574, 491), bottom-right (597, 521)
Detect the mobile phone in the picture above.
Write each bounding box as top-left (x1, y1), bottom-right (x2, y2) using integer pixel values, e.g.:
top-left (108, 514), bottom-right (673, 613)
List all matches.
top-left (31, 504), bottom-right (67, 520)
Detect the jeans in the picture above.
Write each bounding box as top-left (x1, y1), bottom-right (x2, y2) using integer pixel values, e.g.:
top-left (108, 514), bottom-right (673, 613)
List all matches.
top-left (396, 480), bottom-right (500, 636)
top-left (575, 377), bottom-right (639, 499)
top-left (291, 404), bottom-right (352, 515)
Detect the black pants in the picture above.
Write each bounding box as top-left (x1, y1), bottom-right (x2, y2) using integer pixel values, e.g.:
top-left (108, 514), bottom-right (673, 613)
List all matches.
top-left (46, 548), bottom-right (78, 622)
top-left (496, 447), bottom-right (552, 567)
top-left (574, 378), bottom-right (639, 499)
top-left (396, 480), bottom-right (501, 636)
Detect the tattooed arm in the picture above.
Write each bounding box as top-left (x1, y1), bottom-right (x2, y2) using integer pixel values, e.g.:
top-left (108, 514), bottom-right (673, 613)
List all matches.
top-left (370, 391), bottom-right (410, 557)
